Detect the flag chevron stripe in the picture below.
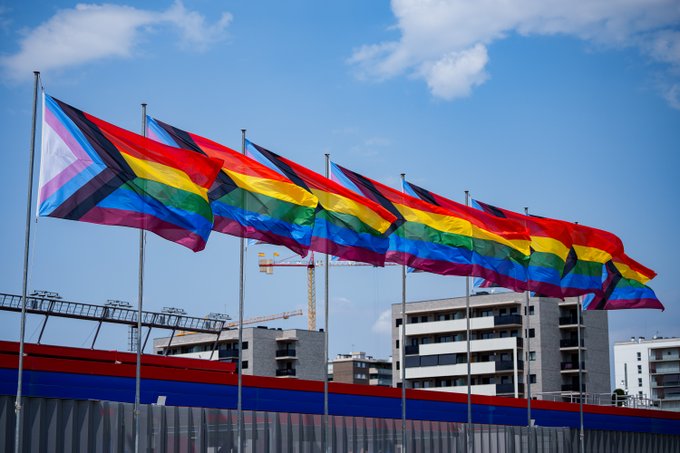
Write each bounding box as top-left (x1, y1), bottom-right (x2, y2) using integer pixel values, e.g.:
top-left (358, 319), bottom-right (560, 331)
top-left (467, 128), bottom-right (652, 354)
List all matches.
top-left (47, 168), bottom-right (127, 220)
top-left (146, 117), bottom-right (319, 256)
top-left (38, 95), bottom-right (221, 252)
top-left (53, 99), bottom-right (134, 175)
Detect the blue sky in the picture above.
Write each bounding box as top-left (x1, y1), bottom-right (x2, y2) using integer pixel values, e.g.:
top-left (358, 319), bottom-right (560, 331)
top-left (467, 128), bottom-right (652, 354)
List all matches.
top-left (0, 1), bottom-right (678, 366)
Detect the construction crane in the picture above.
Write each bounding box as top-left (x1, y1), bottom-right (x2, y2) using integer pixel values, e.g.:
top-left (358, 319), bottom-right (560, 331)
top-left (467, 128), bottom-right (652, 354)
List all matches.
top-left (258, 252), bottom-right (391, 331)
top-left (176, 308), bottom-right (303, 337)
top-left (223, 309), bottom-right (303, 328)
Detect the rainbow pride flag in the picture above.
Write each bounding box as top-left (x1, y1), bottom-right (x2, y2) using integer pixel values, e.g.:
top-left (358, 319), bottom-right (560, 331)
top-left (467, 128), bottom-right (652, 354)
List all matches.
top-left (38, 95), bottom-right (222, 252)
top-left (246, 142), bottom-right (396, 265)
top-left (146, 117), bottom-right (318, 257)
top-left (403, 181), bottom-right (531, 290)
top-left (331, 164), bottom-right (530, 286)
top-left (472, 200), bottom-right (573, 298)
top-left (553, 221), bottom-right (625, 297)
top-left (583, 255), bottom-right (663, 310)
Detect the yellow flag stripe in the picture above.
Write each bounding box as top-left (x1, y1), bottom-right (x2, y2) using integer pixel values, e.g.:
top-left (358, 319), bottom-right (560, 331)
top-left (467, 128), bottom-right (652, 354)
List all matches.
top-left (226, 170), bottom-right (318, 209)
top-left (121, 152), bottom-right (209, 201)
top-left (311, 189), bottom-right (392, 233)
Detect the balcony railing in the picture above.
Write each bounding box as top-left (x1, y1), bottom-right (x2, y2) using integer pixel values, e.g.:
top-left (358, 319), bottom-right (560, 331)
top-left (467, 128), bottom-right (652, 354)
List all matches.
top-left (560, 338), bottom-right (584, 348)
top-left (494, 314), bottom-right (523, 326)
top-left (218, 349), bottom-right (239, 359)
top-left (496, 383), bottom-right (523, 394)
top-left (560, 361), bottom-right (585, 370)
top-left (559, 316), bottom-right (579, 326)
top-left (275, 349), bottom-right (296, 358)
top-left (561, 383), bottom-right (586, 392)
top-left (404, 345), bottom-right (420, 355)
top-left (276, 369), bottom-right (296, 377)
top-left (496, 360), bottom-right (522, 371)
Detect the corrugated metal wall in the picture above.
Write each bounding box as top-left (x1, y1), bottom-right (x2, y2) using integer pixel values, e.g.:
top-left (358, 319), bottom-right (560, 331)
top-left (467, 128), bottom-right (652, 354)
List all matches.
top-left (1, 396), bottom-right (678, 452)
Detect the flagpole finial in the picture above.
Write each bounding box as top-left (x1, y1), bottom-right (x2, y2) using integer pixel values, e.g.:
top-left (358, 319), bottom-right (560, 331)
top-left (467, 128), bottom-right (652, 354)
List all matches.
top-left (465, 190), bottom-right (469, 195)
top-left (400, 173), bottom-right (405, 178)
top-left (33, 70), bottom-right (40, 75)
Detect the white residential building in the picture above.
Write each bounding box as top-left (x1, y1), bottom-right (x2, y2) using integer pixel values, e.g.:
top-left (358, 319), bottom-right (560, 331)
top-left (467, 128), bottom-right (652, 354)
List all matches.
top-left (614, 336), bottom-right (680, 411)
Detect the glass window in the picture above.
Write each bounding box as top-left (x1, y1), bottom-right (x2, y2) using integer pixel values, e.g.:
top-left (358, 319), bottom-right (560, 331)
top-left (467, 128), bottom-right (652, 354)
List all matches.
top-left (242, 341), bottom-right (249, 350)
top-left (637, 365), bottom-right (642, 374)
top-left (529, 351), bottom-right (536, 361)
top-left (242, 360), bottom-right (248, 370)
top-left (421, 355), bottom-right (438, 367)
top-left (529, 374), bottom-right (536, 384)
top-left (638, 378), bottom-right (643, 387)
top-left (636, 352), bottom-right (641, 361)
top-left (395, 318), bottom-right (402, 327)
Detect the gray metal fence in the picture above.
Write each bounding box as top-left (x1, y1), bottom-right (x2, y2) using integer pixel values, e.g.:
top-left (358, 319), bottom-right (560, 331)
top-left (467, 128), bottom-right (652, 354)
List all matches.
top-left (1, 396), bottom-right (678, 452)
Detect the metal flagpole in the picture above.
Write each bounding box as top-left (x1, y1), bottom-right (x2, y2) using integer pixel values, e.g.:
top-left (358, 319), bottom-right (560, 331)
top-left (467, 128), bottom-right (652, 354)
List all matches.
top-left (322, 154), bottom-right (331, 453)
top-left (524, 207), bottom-right (533, 439)
top-left (134, 103), bottom-right (148, 453)
top-left (237, 129), bottom-right (247, 453)
top-left (323, 153), bottom-right (331, 453)
top-left (577, 295), bottom-right (585, 453)
top-left (400, 173), bottom-right (407, 452)
top-left (464, 190), bottom-right (472, 452)
top-left (14, 70), bottom-right (40, 453)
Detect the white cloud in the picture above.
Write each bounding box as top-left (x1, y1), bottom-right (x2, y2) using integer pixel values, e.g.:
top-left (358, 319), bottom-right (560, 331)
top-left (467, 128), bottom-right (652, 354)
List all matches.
top-left (420, 44), bottom-right (489, 100)
top-left (1, 1), bottom-right (232, 80)
top-left (371, 309), bottom-right (392, 334)
top-left (350, 0), bottom-right (680, 106)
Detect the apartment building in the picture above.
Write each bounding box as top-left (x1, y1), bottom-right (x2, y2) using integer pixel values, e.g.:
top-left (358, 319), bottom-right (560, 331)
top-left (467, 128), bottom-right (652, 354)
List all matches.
top-left (614, 336), bottom-right (680, 411)
top-left (331, 351), bottom-right (392, 386)
top-left (153, 326), bottom-right (325, 380)
top-left (391, 292), bottom-right (610, 400)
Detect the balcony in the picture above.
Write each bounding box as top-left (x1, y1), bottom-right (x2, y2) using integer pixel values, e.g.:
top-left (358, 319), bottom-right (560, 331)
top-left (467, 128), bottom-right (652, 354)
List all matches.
top-left (404, 345), bottom-right (420, 355)
top-left (560, 361), bottom-right (585, 371)
top-left (493, 314), bottom-right (523, 326)
top-left (496, 383), bottom-right (523, 395)
top-left (275, 349), bottom-right (296, 359)
top-left (561, 383), bottom-right (586, 392)
top-left (218, 349), bottom-right (239, 359)
top-left (276, 369), bottom-right (296, 377)
top-left (559, 316), bottom-right (579, 326)
top-left (560, 338), bottom-right (584, 348)
top-left (496, 360), bottom-right (522, 371)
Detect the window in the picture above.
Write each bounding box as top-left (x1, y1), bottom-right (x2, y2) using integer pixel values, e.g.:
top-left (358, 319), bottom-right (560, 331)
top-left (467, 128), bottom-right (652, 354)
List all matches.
top-left (637, 352), bottom-right (641, 361)
top-left (525, 306), bottom-right (535, 315)
top-left (638, 378), bottom-right (643, 387)
top-left (410, 316), bottom-right (418, 324)
top-left (638, 391), bottom-right (643, 396)
top-left (421, 355), bottom-right (438, 367)
top-left (396, 361), bottom-right (400, 371)
top-left (529, 351), bottom-right (536, 361)
top-left (395, 318), bottom-right (403, 327)
top-left (396, 340), bottom-right (400, 349)
top-left (356, 362), bottom-right (367, 368)
top-left (355, 373), bottom-right (367, 380)
top-left (638, 365), bottom-right (642, 374)
top-left (242, 341), bottom-right (249, 350)
top-left (420, 316), bottom-right (428, 323)
top-left (525, 328), bottom-right (535, 338)
top-left (529, 374), bottom-right (537, 384)
top-left (241, 360), bottom-right (249, 370)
